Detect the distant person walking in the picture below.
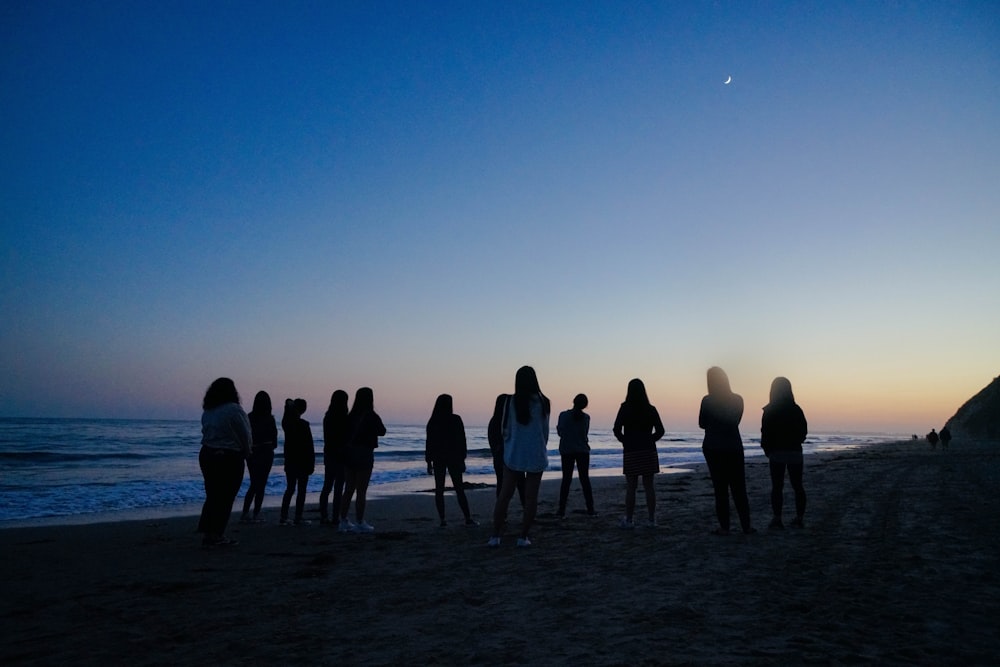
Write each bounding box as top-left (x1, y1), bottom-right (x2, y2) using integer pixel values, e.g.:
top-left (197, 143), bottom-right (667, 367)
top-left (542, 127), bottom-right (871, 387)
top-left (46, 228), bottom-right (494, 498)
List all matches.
top-left (319, 390), bottom-right (350, 524)
top-left (240, 390), bottom-right (277, 523)
top-left (198, 377), bottom-right (252, 548)
top-left (939, 426), bottom-right (952, 449)
top-left (488, 366), bottom-right (550, 547)
top-left (699, 367), bottom-right (754, 535)
top-left (557, 393), bottom-right (596, 517)
top-left (280, 398), bottom-right (315, 526)
top-left (339, 387), bottom-right (386, 533)
top-left (927, 428), bottom-right (940, 449)
top-left (613, 379), bottom-right (665, 529)
top-left (425, 394), bottom-right (477, 527)
top-left (761, 377), bottom-right (808, 529)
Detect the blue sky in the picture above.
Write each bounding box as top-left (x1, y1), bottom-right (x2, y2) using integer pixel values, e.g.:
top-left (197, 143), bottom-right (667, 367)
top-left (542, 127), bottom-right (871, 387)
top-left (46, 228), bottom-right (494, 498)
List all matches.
top-left (2, 1), bottom-right (998, 431)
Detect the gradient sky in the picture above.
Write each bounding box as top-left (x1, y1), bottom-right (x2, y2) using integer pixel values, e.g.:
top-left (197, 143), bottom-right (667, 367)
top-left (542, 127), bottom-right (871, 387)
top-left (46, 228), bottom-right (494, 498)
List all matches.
top-left (2, 1), bottom-right (998, 431)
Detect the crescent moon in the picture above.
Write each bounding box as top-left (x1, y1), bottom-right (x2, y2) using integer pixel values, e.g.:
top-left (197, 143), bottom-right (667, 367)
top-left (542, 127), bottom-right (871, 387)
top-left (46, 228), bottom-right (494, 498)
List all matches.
top-left (724, 75), bottom-right (732, 84)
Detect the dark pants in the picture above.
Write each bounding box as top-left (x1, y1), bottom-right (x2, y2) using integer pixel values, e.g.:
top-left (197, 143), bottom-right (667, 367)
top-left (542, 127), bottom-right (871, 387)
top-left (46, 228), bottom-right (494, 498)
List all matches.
top-left (241, 448), bottom-right (274, 517)
top-left (433, 462), bottom-right (471, 521)
top-left (558, 452), bottom-right (594, 514)
top-left (704, 449), bottom-right (751, 532)
top-left (769, 460), bottom-right (806, 518)
top-left (198, 446), bottom-right (245, 538)
top-left (319, 458), bottom-right (347, 521)
top-left (281, 472), bottom-right (310, 522)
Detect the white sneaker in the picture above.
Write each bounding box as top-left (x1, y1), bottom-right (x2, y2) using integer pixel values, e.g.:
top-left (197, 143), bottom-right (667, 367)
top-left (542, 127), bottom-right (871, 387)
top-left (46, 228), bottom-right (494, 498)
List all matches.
top-left (355, 521), bottom-right (375, 533)
top-left (619, 517), bottom-right (634, 529)
top-left (516, 537), bottom-right (531, 547)
top-left (487, 536), bottom-right (501, 547)
top-left (337, 519), bottom-right (355, 533)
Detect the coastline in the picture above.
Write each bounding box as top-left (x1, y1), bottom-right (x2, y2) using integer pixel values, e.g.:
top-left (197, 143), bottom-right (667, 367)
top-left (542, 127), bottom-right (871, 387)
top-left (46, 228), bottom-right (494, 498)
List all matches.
top-left (3, 438), bottom-right (998, 665)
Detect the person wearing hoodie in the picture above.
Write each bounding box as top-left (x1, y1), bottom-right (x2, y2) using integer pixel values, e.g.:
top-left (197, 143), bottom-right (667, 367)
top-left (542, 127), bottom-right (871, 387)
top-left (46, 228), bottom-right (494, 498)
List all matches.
top-left (761, 377), bottom-right (808, 529)
top-left (198, 377), bottom-right (252, 548)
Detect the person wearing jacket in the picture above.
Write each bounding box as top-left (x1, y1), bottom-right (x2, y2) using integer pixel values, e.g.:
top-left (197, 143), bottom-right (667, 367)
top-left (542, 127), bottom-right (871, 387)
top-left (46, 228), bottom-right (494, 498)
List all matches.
top-left (320, 390), bottom-right (350, 524)
top-left (488, 366), bottom-right (550, 547)
top-left (280, 398), bottom-right (315, 526)
top-left (425, 394), bottom-right (477, 527)
top-left (761, 377), bottom-right (808, 529)
top-left (557, 393), bottom-right (596, 517)
top-left (488, 392), bottom-right (525, 505)
top-left (613, 379), bottom-right (665, 529)
top-left (699, 367), bottom-right (754, 535)
top-left (240, 390), bottom-right (277, 523)
top-left (338, 387), bottom-right (386, 533)
top-left (198, 377), bottom-right (252, 548)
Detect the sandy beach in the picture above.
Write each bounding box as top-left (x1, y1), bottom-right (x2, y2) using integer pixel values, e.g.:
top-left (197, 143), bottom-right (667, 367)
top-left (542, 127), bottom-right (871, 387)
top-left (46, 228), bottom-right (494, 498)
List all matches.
top-left (2, 439), bottom-right (998, 666)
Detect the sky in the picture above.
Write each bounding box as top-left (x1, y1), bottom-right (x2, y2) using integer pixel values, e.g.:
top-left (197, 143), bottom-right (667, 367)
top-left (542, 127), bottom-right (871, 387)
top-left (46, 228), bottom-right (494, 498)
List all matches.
top-left (2, 1), bottom-right (998, 432)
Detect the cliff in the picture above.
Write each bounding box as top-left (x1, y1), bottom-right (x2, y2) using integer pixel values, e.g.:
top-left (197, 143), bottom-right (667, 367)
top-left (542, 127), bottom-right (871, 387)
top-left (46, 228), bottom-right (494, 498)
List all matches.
top-left (944, 375), bottom-right (1000, 441)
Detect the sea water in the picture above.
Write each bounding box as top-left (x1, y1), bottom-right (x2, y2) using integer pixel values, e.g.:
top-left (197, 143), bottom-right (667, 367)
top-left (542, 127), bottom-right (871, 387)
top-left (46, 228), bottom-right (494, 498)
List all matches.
top-left (0, 418), bottom-right (905, 524)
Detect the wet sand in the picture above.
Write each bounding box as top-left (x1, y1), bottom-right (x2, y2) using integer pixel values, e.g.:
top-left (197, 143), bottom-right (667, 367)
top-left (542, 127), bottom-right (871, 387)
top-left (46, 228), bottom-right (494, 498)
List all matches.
top-left (2, 439), bottom-right (998, 665)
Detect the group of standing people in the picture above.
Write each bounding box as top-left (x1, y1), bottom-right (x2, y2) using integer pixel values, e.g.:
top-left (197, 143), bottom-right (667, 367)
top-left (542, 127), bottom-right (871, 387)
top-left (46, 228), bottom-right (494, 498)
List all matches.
top-left (196, 365), bottom-right (810, 549)
top-left (196, 380), bottom-right (386, 547)
top-left (482, 365), bottom-right (808, 546)
top-left (695, 367), bottom-right (809, 534)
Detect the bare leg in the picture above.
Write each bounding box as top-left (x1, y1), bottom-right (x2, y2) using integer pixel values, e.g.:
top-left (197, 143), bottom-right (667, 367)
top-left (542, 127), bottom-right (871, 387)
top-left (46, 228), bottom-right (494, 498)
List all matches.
top-left (642, 473), bottom-right (656, 523)
top-left (625, 474), bottom-right (638, 522)
top-left (355, 466), bottom-right (373, 523)
top-left (340, 470), bottom-right (356, 522)
top-left (492, 466), bottom-right (519, 536)
top-left (520, 472), bottom-right (543, 539)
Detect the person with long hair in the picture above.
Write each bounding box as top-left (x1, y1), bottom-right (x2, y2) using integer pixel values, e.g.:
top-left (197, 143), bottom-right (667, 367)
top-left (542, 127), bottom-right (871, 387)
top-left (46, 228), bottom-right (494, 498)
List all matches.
top-left (613, 379), bottom-right (665, 528)
top-left (338, 387), bottom-right (386, 533)
top-left (699, 367), bottom-right (754, 535)
top-left (280, 398), bottom-right (315, 526)
top-left (319, 390), bottom-right (350, 524)
top-left (240, 390), bottom-right (277, 523)
top-left (761, 377), bottom-right (808, 529)
top-left (488, 393), bottom-right (525, 505)
top-left (557, 393), bottom-right (596, 517)
top-left (425, 394), bottom-right (478, 527)
top-left (198, 377), bottom-right (252, 548)
top-left (488, 366), bottom-right (550, 547)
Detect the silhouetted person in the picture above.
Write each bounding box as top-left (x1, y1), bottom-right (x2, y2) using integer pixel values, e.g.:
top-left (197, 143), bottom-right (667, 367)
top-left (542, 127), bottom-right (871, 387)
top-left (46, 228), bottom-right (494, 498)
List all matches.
top-left (319, 390), bottom-right (350, 524)
top-left (489, 366), bottom-right (550, 547)
top-left (425, 394), bottom-right (477, 527)
top-left (939, 426), bottom-right (952, 449)
top-left (557, 393), bottom-right (596, 517)
top-left (488, 393), bottom-right (524, 505)
top-left (241, 390), bottom-right (277, 523)
top-left (927, 428), bottom-right (940, 449)
top-left (613, 379), bottom-right (665, 529)
top-left (280, 398), bottom-right (315, 525)
top-left (761, 377), bottom-right (808, 529)
top-left (339, 387), bottom-right (386, 533)
top-left (699, 367), bottom-right (754, 535)
top-left (198, 377), bottom-right (251, 548)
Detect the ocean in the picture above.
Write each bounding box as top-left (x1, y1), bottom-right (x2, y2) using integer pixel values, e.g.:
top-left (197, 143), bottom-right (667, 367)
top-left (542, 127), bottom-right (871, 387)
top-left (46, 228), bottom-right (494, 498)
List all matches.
top-left (0, 418), bottom-right (905, 525)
